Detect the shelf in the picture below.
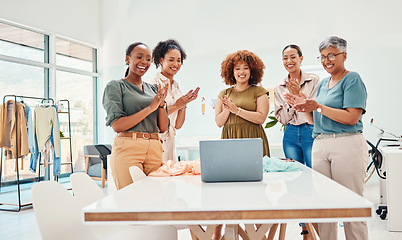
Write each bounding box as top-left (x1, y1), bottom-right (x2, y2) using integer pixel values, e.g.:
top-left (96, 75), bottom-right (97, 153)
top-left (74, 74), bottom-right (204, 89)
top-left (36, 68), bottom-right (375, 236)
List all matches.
top-left (61, 162), bottom-right (73, 165)
top-left (39, 162), bottom-right (72, 165)
top-left (58, 111), bottom-right (69, 114)
top-left (60, 137), bottom-right (71, 139)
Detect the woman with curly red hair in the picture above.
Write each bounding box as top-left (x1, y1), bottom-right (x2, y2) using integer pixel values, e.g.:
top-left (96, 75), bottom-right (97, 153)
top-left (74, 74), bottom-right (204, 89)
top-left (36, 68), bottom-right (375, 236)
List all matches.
top-left (215, 50), bottom-right (270, 156)
top-left (213, 49), bottom-right (270, 239)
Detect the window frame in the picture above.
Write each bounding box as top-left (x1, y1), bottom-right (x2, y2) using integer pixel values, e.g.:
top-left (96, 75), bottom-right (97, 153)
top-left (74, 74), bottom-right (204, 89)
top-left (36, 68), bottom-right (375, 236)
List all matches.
top-left (0, 19), bottom-right (99, 183)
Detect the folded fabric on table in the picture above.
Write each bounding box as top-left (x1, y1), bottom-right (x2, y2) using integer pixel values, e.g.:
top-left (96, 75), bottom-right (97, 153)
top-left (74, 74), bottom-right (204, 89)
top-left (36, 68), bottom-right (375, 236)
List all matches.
top-left (149, 159), bottom-right (201, 177)
top-left (263, 156), bottom-right (302, 172)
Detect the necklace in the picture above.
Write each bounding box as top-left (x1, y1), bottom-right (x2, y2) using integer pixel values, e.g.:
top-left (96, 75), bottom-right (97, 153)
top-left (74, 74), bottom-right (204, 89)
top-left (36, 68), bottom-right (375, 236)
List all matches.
top-left (332, 69), bottom-right (348, 82)
top-left (329, 69), bottom-right (348, 89)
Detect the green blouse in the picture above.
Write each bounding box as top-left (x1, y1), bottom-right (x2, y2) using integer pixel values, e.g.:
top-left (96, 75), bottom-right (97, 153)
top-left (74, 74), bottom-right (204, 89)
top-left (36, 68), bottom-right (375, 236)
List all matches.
top-left (102, 79), bottom-right (160, 133)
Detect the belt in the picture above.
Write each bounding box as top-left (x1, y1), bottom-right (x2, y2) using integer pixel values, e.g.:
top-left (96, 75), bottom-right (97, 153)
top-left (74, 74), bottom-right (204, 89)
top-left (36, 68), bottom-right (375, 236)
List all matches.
top-left (117, 131), bottom-right (159, 140)
top-left (315, 132), bottom-right (361, 139)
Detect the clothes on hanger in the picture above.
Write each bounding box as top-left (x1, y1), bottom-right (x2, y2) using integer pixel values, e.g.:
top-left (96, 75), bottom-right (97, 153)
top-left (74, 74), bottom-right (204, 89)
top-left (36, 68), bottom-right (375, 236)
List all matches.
top-left (23, 103), bottom-right (36, 158)
top-left (0, 100), bottom-right (29, 159)
top-left (30, 105), bottom-right (61, 176)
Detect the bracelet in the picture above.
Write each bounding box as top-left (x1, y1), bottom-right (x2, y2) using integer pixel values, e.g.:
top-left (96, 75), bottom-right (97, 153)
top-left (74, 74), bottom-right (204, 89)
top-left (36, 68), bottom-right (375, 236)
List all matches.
top-left (236, 107), bottom-right (241, 116)
top-left (158, 101), bottom-right (166, 108)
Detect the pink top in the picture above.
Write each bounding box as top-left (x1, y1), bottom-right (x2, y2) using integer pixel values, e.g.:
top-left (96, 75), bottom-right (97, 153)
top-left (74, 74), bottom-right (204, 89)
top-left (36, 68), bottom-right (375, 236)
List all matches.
top-left (274, 71), bottom-right (319, 126)
top-left (149, 159), bottom-right (201, 177)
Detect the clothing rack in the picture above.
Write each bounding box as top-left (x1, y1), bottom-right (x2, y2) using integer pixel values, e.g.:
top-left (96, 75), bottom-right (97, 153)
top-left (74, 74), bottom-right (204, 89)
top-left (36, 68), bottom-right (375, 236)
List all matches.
top-left (0, 95), bottom-right (55, 212)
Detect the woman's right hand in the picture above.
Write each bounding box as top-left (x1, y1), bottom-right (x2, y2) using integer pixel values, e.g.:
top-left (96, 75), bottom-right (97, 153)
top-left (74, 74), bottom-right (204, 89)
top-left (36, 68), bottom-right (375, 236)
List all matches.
top-left (286, 78), bottom-right (301, 96)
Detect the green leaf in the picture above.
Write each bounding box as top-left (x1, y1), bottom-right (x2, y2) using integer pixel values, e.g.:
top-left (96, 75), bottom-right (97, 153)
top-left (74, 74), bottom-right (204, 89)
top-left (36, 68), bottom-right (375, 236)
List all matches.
top-left (265, 121), bottom-right (277, 128)
top-left (268, 116), bottom-right (277, 121)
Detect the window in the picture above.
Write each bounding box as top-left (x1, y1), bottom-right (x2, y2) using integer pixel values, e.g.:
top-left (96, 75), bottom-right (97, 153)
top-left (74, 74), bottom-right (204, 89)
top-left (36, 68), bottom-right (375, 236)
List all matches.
top-left (55, 37), bottom-right (97, 174)
top-left (56, 71), bottom-right (94, 173)
top-left (0, 22), bottom-right (45, 62)
top-left (56, 37), bottom-right (93, 72)
top-left (0, 21), bottom-right (98, 185)
top-left (0, 60), bottom-right (44, 98)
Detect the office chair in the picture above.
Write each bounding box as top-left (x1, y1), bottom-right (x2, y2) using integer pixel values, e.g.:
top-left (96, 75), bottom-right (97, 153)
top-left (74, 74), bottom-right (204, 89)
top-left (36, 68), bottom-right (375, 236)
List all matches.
top-left (83, 144), bottom-right (112, 188)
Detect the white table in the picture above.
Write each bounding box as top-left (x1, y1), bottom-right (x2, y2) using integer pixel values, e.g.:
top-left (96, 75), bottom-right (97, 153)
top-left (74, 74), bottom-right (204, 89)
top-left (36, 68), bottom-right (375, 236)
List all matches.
top-left (83, 164), bottom-right (373, 239)
top-left (379, 146), bottom-right (402, 231)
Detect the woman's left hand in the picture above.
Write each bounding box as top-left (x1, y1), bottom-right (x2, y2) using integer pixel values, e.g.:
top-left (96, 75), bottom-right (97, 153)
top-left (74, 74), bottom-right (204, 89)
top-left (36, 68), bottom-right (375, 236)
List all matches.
top-left (151, 83), bottom-right (168, 110)
top-left (186, 87), bottom-right (200, 102)
top-left (292, 92), bottom-right (319, 113)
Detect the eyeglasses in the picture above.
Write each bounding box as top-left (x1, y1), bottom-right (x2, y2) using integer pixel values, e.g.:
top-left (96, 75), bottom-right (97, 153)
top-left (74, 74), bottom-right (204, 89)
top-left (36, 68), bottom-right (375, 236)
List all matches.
top-left (317, 52), bottom-right (344, 62)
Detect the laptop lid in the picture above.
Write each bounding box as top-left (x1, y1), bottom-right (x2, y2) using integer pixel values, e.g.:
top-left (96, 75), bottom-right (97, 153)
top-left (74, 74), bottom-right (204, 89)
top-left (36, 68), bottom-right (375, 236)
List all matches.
top-left (200, 138), bottom-right (263, 182)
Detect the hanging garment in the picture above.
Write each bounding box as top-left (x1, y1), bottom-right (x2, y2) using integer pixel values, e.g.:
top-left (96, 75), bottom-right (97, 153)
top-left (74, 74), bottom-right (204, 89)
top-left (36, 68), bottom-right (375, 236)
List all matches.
top-left (23, 103), bottom-right (36, 157)
top-left (0, 100), bottom-right (29, 158)
top-left (30, 105), bottom-right (61, 175)
top-left (42, 139), bottom-right (54, 169)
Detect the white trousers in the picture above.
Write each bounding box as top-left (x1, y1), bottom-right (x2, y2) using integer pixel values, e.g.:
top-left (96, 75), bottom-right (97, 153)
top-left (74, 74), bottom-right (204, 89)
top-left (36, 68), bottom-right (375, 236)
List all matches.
top-left (312, 134), bottom-right (369, 240)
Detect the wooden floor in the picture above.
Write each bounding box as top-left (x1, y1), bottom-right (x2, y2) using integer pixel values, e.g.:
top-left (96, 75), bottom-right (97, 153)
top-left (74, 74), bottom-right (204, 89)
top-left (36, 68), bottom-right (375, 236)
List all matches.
top-left (1, 175), bottom-right (401, 240)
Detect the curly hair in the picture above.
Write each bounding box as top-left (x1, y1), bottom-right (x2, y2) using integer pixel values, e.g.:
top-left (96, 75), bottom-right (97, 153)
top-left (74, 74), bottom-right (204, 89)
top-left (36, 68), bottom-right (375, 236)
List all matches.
top-left (152, 39), bottom-right (187, 68)
top-left (220, 50), bottom-right (265, 85)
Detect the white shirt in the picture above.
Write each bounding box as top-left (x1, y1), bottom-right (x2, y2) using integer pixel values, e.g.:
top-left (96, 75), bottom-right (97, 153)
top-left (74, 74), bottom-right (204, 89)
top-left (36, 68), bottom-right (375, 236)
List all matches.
top-left (152, 72), bottom-right (183, 161)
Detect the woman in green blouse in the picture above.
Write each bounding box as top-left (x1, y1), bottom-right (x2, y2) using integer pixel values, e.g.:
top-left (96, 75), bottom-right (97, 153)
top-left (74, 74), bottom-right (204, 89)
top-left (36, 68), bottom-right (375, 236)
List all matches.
top-left (102, 42), bottom-right (169, 190)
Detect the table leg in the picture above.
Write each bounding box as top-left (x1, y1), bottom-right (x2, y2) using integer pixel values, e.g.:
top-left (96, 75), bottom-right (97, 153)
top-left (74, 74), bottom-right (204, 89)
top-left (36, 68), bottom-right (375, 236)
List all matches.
top-left (223, 224), bottom-right (239, 240)
top-left (278, 223), bottom-right (286, 240)
top-left (312, 223), bottom-right (319, 236)
top-left (189, 225), bottom-right (217, 240)
top-left (237, 225), bottom-right (249, 240)
top-left (190, 230), bottom-right (199, 240)
top-left (243, 224), bottom-right (271, 240)
top-left (267, 224), bottom-right (279, 240)
top-left (306, 223), bottom-right (318, 240)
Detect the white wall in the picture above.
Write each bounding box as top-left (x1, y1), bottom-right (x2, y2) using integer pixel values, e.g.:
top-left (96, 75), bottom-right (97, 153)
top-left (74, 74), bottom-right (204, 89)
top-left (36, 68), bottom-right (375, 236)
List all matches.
top-left (98, 0), bottom-right (402, 149)
top-left (2, 0), bottom-right (401, 149)
top-left (0, 0), bottom-right (100, 46)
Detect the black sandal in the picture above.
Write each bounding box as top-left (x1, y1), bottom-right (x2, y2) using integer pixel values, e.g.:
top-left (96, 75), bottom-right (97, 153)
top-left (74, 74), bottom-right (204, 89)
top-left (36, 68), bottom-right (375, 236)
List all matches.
top-left (301, 230), bottom-right (309, 235)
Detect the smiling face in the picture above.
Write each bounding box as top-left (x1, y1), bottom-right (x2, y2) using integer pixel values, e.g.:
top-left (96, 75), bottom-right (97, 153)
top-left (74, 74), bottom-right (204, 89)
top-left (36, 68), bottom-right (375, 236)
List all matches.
top-left (125, 44), bottom-right (151, 77)
top-left (160, 49), bottom-right (182, 78)
top-left (282, 47), bottom-right (303, 74)
top-left (233, 62), bottom-right (251, 85)
top-left (320, 46), bottom-right (347, 75)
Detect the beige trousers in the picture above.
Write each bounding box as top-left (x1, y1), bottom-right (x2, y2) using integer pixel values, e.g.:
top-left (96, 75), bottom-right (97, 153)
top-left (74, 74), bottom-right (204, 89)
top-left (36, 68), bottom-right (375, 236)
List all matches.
top-left (312, 134), bottom-right (369, 240)
top-left (111, 135), bottom-right (163, 190)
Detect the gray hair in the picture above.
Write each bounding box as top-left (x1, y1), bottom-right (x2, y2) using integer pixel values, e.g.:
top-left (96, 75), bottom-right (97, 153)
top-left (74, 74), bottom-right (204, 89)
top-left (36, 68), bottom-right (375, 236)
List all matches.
top-left (319, 36), bottom-right (347, 52)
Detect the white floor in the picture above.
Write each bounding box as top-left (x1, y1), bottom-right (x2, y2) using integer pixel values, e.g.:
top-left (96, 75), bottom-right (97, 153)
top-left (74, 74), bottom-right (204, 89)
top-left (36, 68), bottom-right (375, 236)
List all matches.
top-left (0, 174), bottom-right (401, 240)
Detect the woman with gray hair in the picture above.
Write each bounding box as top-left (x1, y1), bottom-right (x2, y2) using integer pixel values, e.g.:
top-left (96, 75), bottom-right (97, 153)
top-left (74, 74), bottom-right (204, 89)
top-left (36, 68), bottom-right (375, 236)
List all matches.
top-left (284, 36), bottom-right (368, 240)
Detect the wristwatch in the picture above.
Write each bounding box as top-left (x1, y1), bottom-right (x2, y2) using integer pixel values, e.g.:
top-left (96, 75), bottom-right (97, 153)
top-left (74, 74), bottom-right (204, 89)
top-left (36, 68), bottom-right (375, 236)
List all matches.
top-left (316, 105), bottom-right (322, 113)
top-left (159, 101), bottom-right (166, 109)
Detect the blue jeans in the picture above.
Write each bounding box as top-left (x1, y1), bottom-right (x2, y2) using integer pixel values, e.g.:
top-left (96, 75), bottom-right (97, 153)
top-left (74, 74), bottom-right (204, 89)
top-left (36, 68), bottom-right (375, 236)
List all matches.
top-left (283, 123), bottom-right (314, 168)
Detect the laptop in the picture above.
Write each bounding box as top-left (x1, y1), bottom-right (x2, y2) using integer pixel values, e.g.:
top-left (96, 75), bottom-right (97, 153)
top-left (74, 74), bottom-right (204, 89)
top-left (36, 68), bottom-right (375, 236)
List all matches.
top-left (199, 138), bottom-right (263, 182)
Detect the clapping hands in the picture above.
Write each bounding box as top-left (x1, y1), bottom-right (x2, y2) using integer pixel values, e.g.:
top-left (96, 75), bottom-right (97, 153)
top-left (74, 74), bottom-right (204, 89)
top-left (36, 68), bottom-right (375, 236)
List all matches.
top-left (221, 95), bottom-right (237, 113)
top-left (286, 78), bottom-right (301, 96)
top-left (284, 91), bottom-right (318, 113)
top-left (176, 87), bottom-right (200, 109)
top-left (150, 83), bottom-right (168, 111)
